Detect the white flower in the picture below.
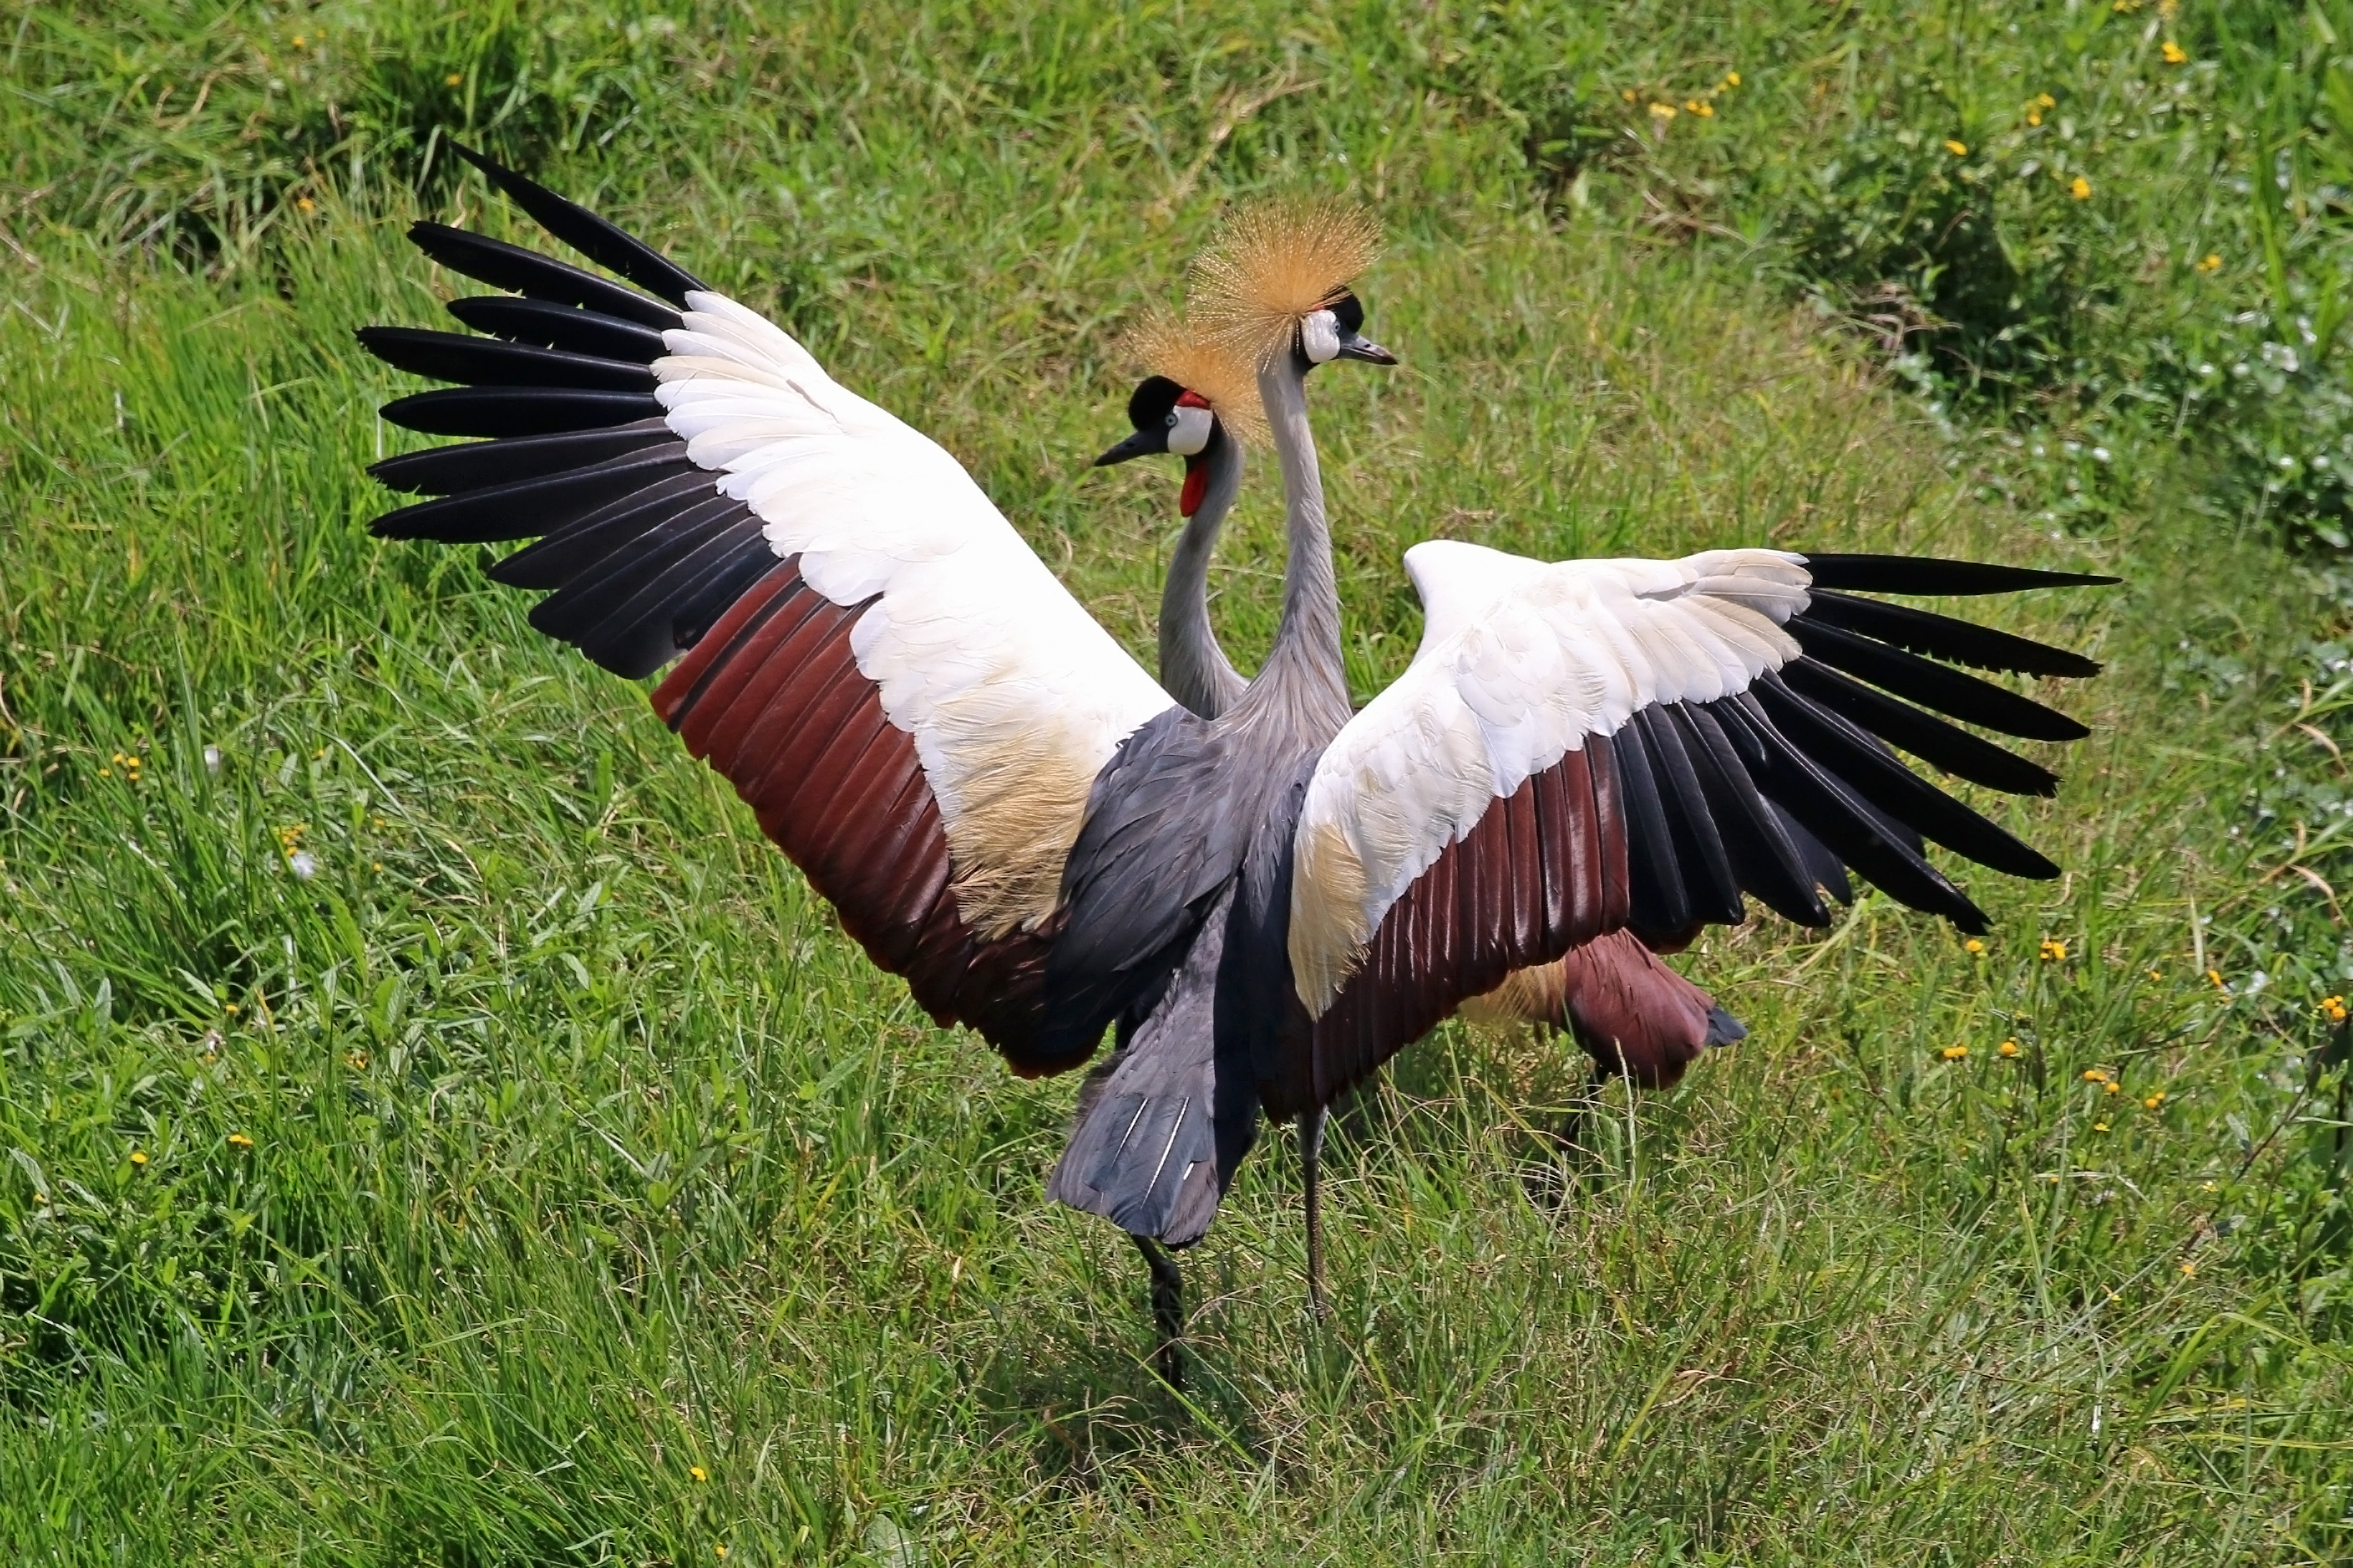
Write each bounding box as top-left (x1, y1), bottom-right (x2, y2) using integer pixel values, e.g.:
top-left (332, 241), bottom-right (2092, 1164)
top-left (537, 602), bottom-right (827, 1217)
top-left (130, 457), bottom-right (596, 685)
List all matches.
top-left (203, 746), bottom-right (222, 774)
top-left (288, 850), bottom-right (318, 881)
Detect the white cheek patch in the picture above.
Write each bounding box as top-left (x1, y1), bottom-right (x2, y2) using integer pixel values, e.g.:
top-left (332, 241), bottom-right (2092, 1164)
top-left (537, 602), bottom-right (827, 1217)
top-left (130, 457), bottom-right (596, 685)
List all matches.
top-left (1166, 404), bottom-right (1214, 456)
top-left (1300, 309), bottom-right (1342, 364)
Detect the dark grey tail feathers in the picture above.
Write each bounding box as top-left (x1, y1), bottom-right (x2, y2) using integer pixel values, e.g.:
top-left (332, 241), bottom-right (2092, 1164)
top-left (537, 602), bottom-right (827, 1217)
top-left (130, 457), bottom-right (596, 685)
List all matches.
top-left (1046, 885), bottom-right (1259, 1247)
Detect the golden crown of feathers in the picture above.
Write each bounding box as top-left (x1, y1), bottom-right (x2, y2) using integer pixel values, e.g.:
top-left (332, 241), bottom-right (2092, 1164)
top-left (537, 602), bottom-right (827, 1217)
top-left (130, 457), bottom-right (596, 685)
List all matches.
top-left (1121, 309), bottom-right (1270, 449)
top-left (1188, 197), bottom-right (1384, 369)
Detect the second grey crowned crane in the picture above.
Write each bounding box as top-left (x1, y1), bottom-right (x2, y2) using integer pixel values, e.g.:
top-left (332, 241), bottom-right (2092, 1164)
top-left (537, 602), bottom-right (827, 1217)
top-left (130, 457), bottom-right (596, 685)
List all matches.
top-left (354, 156), bottom-right (2115, 1389)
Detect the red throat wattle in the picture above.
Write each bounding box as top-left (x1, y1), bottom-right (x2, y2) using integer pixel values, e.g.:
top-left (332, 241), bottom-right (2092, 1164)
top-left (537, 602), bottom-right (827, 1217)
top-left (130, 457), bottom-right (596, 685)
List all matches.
top-left (1179, 455), bottom-right (1209, 518)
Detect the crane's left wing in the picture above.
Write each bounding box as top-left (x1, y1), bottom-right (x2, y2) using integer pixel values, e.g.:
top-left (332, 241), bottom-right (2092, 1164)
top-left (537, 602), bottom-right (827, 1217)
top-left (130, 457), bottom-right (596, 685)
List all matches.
top-left (358, 148), bottom-right (1173, 1071)
top-left (1281, 540), bottom-right (2112, 1110)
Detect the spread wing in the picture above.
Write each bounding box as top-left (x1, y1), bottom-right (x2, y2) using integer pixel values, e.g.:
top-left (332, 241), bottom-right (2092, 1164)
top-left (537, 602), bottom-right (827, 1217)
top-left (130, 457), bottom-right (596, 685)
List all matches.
top-left (1281, 540), bottom-right (2113, 1110)
top-left (359, 148), bottom-right (1172, 1071)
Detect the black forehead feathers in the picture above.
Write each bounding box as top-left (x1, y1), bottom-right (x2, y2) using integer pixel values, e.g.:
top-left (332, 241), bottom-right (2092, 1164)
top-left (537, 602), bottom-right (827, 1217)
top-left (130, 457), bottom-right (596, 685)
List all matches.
top-left (1127, 374), bottom-right (1183, 430)
top-left (1328, 291), bottom-right (1364, 336)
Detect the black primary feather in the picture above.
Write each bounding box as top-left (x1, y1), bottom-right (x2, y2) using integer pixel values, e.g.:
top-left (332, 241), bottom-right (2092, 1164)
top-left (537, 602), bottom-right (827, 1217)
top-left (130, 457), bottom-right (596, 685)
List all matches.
top-left (1788, 616), bottom-right (2089, 741)
top-left (378, 386), bottom-right (666, 440)
top-left (1802, 553), bottom-right (2119, 596)
top-left (368, 419), bottom-right (677, 497)
top-left (574, 520), bottom-right (771, 679)
top-left (487, 471), bottom-right (722, 590)
top-left (444, 296), bottom-right (672, 364)
top-left (369, 446), bottom-right (695, 544)
top-left (1732, 697), bottom-right (1990, 932)
top-left (530, 502), bottom-right (759, 675)
top-left (406, 222), bottom-right (680, 329)
top-left (449, 142), bottom-right (708, 307)
top-left (1673, 704), bottom-right (1828, 926)
top-left (1775, 663), bottom-right (2060, 796)
top-left (1748, 682), bottom-right (2060, 878)
top-left (1629, 708), bottom-right (1745, 927)
top-left (357, 327), bottom-right (658, 393)
top-left (1801, 590), bottom-right (2102, 679)
top-left (1610, 726), bottom-right (1693, 940)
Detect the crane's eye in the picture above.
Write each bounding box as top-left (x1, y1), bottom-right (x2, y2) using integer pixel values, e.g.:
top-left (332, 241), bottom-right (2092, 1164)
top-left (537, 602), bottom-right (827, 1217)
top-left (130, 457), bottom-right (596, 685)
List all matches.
top-left (1165, 404), bottom-right (1214, 457)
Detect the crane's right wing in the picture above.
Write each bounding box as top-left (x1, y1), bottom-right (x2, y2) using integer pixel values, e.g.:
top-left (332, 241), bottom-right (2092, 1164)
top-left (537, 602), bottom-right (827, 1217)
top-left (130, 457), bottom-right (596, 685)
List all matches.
top-left (359, 148), bottom-right (1172, 1071)
top-left (1274, 540), bottom-right (2112, 1113)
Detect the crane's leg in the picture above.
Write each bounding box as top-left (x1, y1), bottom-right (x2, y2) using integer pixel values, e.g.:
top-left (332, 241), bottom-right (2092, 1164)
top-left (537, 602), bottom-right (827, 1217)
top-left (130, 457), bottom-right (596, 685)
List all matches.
top-left (1300, 1104), bottom-right (1331, 1320)
top-left (1131, 1234), bottom-right (1186, 1391)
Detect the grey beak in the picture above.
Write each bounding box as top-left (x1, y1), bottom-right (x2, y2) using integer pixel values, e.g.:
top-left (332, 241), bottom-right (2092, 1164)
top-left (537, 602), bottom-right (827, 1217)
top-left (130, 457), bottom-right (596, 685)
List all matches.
top-left (1338, 334), bottom-right (1399, 366)
top-left (1093, 429), bottom-right (1157, 467)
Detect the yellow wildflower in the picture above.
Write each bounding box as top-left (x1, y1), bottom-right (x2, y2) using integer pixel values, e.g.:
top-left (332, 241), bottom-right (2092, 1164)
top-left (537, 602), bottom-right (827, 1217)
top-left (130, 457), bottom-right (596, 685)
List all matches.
top-left (1944, 139), bottom-right (1968, 156)
top-left (2105, 1079), bottom-right (2122, 1095)
top-left (1998, 1039), bottom-right (2020, 1058)
top-left (2321, 995), bottom-right (2347, 1023)
top-left (1649, 102), bottom-right (1677, 120)
top-left (2148, 967), bottom-right (2163, 981)
top-left (1689, 100), bottom-right (1714, 118)
top-left (2179, 1260), bottom-right (2196, 1277)
top-left (689, 1465), bottom-right (708, 1482)
top-left (228, 1131), bottom-right (253, 1149)
top-left (1725, 72), bottom-right (1741, 87)
top-left (34, 1192), bottom-right (47, 1205)
top-left (297, 196), bottom-right (316, 213)
top-left (2143, 1093), bottom-right (2165, 1109)
top-left (2093, 1121), bottom-right (2110, 1133)
top-left (2206, 969), bottom-right (2227, 991)
top-left (1965, 938), bottom-right (1985, 955)
top-left (2070, 175), bottom-right (2093, 200)
top-left (1942, 1045), bottom-right (1969, 1061)
top-left (445, 72), bottom-right (462, 86)
top-left (2027, 108), bottom-right (2044, 127)
top-left (2040, 938), bottom-right (2068, 961)
top-left (130, 1149), bottom-right (148, 1166)
top-left (347, 1050), bottom-right (369, 1070)
top-left (2196, 253), bottom-right (2222, 273)
top-left (2083, 1069), bottom-right (2108, 1083)
top-left (224, 1002), bottom-right (240, 1014)
top-left (1622, 89), bottom-right (1637, 102)
top-left (2161, 40), bottom-right (2188, 64)
top-left (2200, 1180), bottom-right (2217, 1193)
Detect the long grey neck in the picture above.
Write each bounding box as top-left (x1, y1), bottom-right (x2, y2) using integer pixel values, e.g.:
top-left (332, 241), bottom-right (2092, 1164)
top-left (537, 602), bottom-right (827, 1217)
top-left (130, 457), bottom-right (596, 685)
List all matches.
top-left (1158, 432), bottom-right (1248, 720)
top-left (1228, 351), bottom-right (1350, 744)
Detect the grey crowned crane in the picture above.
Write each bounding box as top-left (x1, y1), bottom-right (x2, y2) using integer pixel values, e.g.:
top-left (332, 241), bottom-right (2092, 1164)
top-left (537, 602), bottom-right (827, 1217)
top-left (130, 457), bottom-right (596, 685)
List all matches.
top-left (1091, 318), bottom-right (1749, 1103)
top-left (356, 154), bottom-right (2116, 1390)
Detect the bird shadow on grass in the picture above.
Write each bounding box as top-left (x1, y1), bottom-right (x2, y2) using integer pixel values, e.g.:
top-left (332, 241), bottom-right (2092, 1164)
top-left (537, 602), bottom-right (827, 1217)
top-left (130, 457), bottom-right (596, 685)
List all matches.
top-left (968, 1271), bottom-right (1274, 1491)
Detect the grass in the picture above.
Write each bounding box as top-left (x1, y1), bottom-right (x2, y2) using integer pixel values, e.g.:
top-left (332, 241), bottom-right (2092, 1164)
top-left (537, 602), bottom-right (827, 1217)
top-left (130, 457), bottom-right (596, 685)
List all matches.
top-left (3, 1), bottom-right (2352, 1562)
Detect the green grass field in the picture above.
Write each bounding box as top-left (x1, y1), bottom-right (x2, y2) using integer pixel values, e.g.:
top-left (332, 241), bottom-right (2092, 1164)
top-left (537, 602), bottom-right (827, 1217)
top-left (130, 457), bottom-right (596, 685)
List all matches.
top-left (4, 3), bottom-right (2353, 1561)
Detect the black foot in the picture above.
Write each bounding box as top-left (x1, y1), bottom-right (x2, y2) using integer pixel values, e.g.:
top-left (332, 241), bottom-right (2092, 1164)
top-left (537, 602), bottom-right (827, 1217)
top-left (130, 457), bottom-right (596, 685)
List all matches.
top-left (1131, 1234), bottom-right (1186, 1391)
